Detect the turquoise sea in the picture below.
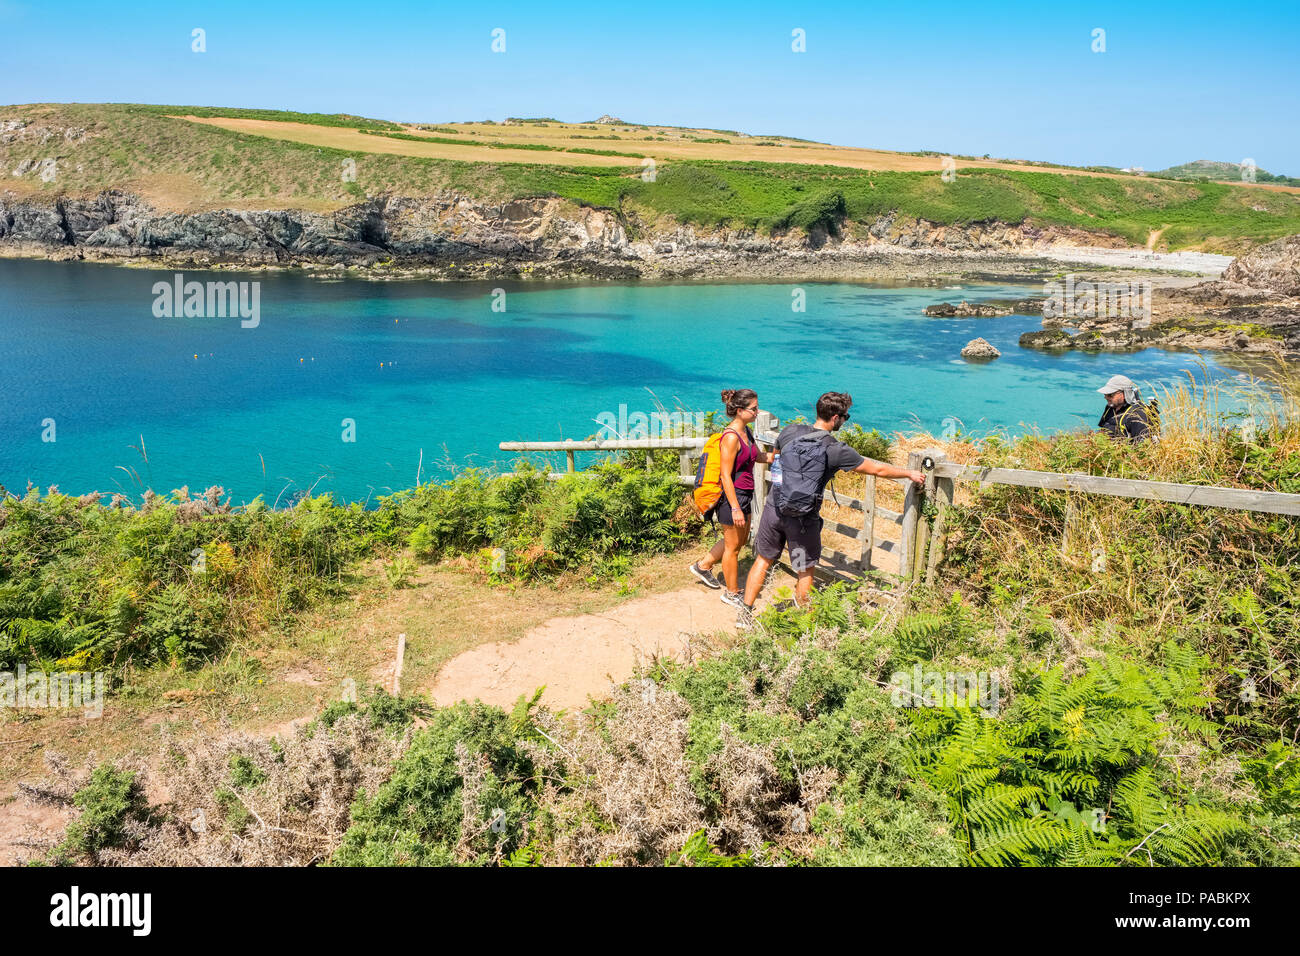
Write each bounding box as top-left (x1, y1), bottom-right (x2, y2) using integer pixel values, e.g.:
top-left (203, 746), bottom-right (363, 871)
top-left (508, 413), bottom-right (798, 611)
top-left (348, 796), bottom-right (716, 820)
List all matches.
top-left (0, 259), bottom-right (1242, 505)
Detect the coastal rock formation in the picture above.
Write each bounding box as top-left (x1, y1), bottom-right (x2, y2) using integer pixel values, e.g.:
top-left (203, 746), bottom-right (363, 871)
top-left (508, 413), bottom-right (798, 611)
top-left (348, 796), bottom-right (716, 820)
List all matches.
top-left (924, 300), bottom-right (1013, 317)
top-left (1020, 327), bottom-right (1145, 352)
top-left (1015, 236), bottom-right (1300, 357)
top-left (0, 189), bottom-right (1229, 283)
top-left (1019, 329), bottom-right (1075, 351)
top-left (1221, 234), bottom-right (1300, 296)
top-left (961, 337), bottom-right (1001, 359)
top-left (0, 190), bottom-right (641, 274)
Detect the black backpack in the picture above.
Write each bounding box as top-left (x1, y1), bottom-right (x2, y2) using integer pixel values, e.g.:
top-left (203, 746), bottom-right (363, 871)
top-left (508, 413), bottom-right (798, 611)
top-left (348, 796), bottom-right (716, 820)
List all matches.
top-left (773, 430), bottom-right (834, 517)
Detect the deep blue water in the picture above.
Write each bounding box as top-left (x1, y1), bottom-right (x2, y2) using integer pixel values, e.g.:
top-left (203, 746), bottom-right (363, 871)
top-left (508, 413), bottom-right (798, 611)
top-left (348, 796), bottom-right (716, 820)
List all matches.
top-left (0, 259), bottom-right (1241, 504)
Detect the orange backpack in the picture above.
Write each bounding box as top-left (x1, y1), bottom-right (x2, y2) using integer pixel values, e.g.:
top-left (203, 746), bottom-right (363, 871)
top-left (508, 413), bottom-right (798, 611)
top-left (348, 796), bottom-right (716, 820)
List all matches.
top-left (692, 429), bottom-right (733, 515)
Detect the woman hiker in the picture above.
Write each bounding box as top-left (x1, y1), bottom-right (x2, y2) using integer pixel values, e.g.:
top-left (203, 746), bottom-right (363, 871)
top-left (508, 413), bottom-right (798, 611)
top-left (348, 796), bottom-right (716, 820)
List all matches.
top-left (689, 389), bottom-right (772, 608)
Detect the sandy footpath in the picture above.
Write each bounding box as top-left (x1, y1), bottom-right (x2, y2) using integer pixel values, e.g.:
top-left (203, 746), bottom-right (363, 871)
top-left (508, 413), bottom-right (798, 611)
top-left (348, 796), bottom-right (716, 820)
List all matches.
top-left (428, 572), bottom-right (797, 712)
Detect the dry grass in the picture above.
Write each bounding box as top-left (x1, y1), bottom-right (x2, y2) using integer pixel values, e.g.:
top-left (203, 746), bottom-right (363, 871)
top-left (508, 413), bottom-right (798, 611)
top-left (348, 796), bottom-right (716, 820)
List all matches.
top-left (20, 714), bottom-right (408, 866)
top-left (516, 647), bottom-right (840, 865)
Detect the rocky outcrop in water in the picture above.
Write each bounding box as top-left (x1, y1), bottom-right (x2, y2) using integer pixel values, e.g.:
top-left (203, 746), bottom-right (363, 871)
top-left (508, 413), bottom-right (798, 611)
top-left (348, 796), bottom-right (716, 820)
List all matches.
top-left (924, 300), bottom-right (1012, 317)
top-left (961, 337), bottom-right (1001, 359)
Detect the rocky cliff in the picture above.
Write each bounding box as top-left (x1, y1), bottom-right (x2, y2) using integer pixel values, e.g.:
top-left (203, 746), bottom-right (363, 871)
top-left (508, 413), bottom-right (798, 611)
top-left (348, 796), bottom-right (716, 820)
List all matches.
top-left (0, 188), bottom-right (1191, 282)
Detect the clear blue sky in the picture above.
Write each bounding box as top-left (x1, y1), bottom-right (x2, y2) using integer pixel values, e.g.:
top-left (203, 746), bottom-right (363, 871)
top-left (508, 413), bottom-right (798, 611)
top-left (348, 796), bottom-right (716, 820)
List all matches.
top-left (3, 0), bottom-right (1297, 173)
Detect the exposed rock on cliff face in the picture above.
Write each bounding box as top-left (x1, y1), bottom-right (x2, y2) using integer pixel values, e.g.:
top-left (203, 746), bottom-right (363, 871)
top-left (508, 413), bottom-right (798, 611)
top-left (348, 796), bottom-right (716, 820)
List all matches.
top-left (1221, 234), bottom-right (1300, 296)
top-left (0, 190), bottom-right (638, 273)
top-left (0, 188), bottom-right (1226, 284)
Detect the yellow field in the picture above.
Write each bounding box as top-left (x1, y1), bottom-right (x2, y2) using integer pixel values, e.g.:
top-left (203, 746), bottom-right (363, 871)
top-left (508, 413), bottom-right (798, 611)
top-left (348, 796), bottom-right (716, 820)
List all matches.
top-left (176, 115), bottom-right (1300, 192)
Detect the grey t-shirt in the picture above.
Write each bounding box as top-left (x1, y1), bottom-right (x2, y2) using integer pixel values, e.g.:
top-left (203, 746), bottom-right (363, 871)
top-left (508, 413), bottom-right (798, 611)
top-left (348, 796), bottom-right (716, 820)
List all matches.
top-left (775, 424), bottom-right (865, 498)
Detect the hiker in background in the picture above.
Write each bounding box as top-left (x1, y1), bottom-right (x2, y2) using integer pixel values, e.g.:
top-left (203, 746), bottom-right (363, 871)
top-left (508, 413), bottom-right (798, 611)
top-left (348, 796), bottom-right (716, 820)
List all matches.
top-left (689, 389), bottom-right (773, 607)
top-left (737, 391), bottom-right (923, 625)
top-left (1097, 374), bottom-right (1153, 441)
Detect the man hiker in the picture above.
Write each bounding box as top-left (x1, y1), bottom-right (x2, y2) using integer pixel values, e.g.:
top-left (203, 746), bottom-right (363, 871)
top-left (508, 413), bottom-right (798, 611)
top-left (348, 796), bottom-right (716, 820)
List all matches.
top-left (1097, 374), bottom-right (1153, 441)
top-left (736, 391), bottom-right (924, 627)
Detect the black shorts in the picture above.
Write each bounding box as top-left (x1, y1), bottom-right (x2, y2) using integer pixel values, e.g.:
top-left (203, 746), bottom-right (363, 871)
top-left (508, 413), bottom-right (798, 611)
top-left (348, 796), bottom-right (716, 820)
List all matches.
top-left (713, 489), bottom-right (753, 527)
top-left (754, 499), bottom-right (822, 570)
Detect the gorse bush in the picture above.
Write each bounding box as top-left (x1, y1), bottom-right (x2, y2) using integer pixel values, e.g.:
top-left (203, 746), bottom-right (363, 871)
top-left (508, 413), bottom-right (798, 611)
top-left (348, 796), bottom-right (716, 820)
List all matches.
top-left (327, 586), bottom-right (966, 867)
top-left (54, 767), bottom-right (155, 863)
top-left (836, 424), bottom-right (894, 463)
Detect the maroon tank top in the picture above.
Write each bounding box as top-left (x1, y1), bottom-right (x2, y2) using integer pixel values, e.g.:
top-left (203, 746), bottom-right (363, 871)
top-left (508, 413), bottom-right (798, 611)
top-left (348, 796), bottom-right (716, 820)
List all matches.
top-left (725, 425), bottom-right (758, 491)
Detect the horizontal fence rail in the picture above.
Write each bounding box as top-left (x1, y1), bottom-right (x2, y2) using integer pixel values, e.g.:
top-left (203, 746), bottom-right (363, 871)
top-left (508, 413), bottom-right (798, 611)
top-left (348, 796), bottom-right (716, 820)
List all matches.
top-left (934, 462), bottom-right (1300, 517)
top-left (498, 438), bottom-right (706, 451)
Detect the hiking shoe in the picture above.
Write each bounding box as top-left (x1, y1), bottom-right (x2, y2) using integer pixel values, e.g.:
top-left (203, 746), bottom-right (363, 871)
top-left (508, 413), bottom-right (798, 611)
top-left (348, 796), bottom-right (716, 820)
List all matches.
top-left (720, 589), bottom-right (747, 610)
top-left (734, 603), bottom-right (756, 630)
top-left (689, 562), bottom-right (722, 589)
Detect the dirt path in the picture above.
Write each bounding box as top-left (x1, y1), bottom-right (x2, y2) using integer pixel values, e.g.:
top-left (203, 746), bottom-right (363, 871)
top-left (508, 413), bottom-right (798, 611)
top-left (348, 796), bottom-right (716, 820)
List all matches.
top-left (0, 553), bottom-right (800, 859)
top-left (0, 792), bottom-right (72, 865)
top-left (428, 572), bottom-right (793, 711)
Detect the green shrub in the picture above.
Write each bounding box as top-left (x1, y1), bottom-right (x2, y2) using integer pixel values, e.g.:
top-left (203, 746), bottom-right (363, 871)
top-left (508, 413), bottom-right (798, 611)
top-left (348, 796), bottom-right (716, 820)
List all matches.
top-left (837, 424), bottom-right (893, 462)
top-left (56, 767), bottom-right (154, 862)
top-left (330, 701), bottom-right (540, 866)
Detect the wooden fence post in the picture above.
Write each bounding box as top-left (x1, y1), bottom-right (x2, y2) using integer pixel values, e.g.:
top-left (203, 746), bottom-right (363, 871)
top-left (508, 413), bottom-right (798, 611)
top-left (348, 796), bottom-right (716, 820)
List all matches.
top-left (898, 451), bottom-right (922, 582)
top-left (925, 451), bottom-right (953, 585)
top-left (858, 475), bottom-right (876, 572)
top-left (750, 411), bottom-right (777, 546)
top-left (565, 449), bottom-right (576, 474)
top-left (912, 451), bottom-right (937, 584)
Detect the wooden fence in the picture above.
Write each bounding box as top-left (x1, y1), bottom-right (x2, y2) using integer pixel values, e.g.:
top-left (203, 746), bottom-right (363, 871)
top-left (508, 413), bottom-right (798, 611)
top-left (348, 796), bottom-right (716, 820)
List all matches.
top-left (913, 448), bottom-right (1300, 588)
top-left (500, 416), bottom-right (1300, 589)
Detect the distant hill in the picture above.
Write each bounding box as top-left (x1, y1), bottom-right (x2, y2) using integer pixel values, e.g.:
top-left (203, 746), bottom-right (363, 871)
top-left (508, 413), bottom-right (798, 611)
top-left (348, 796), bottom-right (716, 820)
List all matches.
top-left (1154, 159), bottom-right (1300, 187)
